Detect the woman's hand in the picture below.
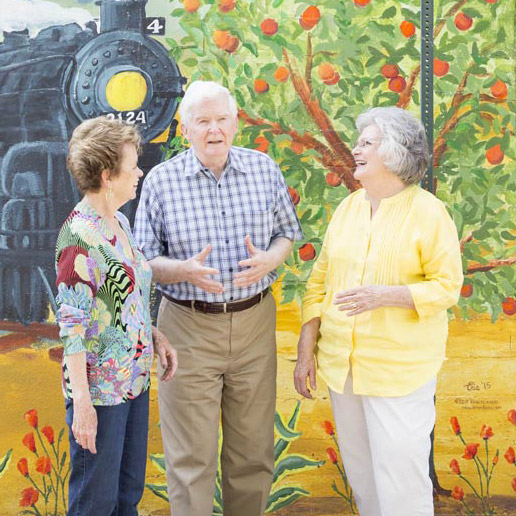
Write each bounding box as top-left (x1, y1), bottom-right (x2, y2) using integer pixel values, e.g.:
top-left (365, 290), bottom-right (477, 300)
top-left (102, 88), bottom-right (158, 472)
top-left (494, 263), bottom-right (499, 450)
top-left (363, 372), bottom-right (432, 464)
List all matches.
top-left (334, 285), bottom-right (415, 315)
top-left (293, 318), bottom-right (320, 399)
top-left (72, 398), bottom-right (97, 454)
top-left (152, 326), bottom-right (178, 381)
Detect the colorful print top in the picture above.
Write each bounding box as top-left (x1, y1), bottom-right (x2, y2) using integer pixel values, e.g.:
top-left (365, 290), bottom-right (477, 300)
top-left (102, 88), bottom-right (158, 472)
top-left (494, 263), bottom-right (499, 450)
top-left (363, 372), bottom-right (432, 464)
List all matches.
top-left (55, 200), bottom-right (153, 406)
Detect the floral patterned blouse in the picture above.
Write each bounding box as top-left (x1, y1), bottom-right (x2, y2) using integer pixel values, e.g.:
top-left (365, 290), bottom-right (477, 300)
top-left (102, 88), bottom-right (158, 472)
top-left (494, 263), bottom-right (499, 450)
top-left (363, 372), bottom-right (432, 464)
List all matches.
top-left (55, 200), bottom-right (153, 405)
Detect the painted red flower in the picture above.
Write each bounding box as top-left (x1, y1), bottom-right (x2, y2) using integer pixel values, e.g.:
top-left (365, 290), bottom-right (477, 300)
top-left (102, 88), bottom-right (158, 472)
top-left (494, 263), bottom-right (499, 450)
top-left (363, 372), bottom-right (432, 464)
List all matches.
top-left (17, 458), bottom-right (29, 477)
top-left (326, 447), bottom-right (338, 464)
top-left (449, 458), bottom-right (461, 475)
top-left (508, 409), bottom-right (516, 426)
top-left (24, 409), bottom-right (38, 429)
top-left (450, 416), bottom-right (461, 435)
top-left (41, 426), bottom-right (55, 445)
top-left (504, 447), bottom-right (515, 464)
top-left (492, 451), bottom-right (499, 465)
top-left (322, 421), bottom-right (335, 436)
top-left (19, 487), bottom-right (39, 507)
top-left (512, 478), bottom-right (516, 494)
top-left (480, 424), bottom-right (494, 440)
top-left (451, 485), bottom-right (464, 501)
top-left (35, 456), bottom-right (51, 475)
top-left (463, 443), bottom-right (480, 460)
top-left (22, 433), bottom-right (36, 453)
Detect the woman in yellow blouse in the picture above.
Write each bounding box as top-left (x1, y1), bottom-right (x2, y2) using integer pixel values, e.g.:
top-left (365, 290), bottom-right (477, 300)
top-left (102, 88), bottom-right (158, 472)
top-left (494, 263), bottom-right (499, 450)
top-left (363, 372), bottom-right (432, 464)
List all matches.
top-left (294, 107), bottom-right (463, 516)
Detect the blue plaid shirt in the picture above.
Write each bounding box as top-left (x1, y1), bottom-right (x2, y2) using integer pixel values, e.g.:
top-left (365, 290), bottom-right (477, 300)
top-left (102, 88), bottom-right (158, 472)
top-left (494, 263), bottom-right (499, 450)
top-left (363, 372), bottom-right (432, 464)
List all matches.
top-left (134, 147), bottom-right (303, 302)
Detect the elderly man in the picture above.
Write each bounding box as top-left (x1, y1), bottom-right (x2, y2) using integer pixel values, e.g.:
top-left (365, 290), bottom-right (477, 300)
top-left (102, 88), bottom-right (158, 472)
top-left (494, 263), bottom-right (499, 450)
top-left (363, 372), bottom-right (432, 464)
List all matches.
top-left (134, 80), bottom-right (302, 516)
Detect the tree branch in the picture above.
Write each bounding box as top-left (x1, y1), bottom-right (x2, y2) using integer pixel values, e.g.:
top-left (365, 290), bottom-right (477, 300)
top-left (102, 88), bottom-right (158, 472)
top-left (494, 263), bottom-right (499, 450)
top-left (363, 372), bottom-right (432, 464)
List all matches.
top-left (466, 258), bottom-right (516, 275)
top-left (305, 33), bottom-right (313, 90)
top-left (460, 231), bottom-right (473, 252)
top-left (238, 108), bottom-right (357, 189)
top-left (433, 70), bottom-right (470, 168)
top-left (282, 49), bottom-right (360, 191)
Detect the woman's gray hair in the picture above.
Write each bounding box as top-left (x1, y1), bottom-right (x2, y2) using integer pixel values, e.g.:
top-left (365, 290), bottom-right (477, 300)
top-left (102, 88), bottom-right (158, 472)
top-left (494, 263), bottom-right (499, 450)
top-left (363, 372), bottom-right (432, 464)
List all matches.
top-left (356, 107), bottom-right (429, 184)
top-left (179, 80), bottom-right (238, 125)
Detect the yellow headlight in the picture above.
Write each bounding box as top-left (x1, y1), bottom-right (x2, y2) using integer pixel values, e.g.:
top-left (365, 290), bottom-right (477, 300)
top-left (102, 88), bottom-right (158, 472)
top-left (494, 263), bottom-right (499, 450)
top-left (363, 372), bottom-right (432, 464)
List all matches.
top-left (106, 71), bottom-right (147, 111)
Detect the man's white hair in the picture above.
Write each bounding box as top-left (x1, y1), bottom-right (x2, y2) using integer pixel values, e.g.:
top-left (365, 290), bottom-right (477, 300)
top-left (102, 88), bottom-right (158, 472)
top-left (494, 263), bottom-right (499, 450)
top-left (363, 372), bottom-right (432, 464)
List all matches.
top-left (179, 81), bottom-right (238, 125)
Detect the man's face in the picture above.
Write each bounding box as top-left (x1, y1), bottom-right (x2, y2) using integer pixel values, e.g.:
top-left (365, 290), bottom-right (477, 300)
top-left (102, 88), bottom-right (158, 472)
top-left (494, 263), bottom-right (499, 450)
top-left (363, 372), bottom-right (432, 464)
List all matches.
top-left (181, 94), bottom-right (238, 170)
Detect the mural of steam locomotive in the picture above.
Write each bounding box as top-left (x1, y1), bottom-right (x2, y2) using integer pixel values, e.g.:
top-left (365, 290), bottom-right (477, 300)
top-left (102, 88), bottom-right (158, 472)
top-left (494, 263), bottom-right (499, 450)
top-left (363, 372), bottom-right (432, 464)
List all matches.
top-left (0, 0), bottom-right (185, 323)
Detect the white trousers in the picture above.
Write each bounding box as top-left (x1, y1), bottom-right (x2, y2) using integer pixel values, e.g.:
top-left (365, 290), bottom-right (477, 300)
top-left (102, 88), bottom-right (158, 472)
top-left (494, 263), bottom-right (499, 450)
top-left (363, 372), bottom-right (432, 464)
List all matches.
top-left (330, 374), bottom-right (437, 516)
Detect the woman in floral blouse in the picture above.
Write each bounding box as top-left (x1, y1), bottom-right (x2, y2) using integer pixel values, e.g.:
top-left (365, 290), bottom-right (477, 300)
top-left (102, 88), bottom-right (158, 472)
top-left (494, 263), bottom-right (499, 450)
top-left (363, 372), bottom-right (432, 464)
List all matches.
top-left (55, 117), bottom-right (178, 516)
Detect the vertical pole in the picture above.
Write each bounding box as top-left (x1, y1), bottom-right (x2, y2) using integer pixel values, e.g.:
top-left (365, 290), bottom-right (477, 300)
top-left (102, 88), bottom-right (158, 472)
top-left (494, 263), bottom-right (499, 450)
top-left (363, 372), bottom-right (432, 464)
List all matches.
top-left (420, 0), bottom-right (434, 192)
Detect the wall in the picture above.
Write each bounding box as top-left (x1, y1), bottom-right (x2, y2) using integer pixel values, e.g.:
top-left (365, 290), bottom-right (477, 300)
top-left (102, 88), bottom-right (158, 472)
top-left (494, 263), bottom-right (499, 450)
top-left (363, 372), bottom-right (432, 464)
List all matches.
top-left (0, 0), bottom-right (515, 514)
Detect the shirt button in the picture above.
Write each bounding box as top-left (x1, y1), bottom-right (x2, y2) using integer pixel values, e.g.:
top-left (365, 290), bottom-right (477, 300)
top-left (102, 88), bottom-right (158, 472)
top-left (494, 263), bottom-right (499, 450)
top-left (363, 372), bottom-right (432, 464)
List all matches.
top-left (229, 267), bottom-right (233, 272)
top-left (225, 239), bottom-right (229, 244)
top-left (221, 211), bottom-right (226, 216)
top-left (230, 296), bottom-right (234, 301)
top-left (218, 184), bottom-right (221, 188)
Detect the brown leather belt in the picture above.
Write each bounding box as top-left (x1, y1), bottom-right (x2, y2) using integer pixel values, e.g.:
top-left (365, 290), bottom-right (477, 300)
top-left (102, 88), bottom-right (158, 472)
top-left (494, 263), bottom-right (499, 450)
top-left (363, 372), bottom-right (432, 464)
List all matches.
top-left (162, 288), bottom-right (269, 314)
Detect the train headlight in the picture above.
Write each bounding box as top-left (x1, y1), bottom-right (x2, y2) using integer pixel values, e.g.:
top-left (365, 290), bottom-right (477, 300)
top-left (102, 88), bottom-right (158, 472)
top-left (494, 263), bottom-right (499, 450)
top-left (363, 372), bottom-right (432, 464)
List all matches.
top-left (106, 71), bottom-right (148, 111)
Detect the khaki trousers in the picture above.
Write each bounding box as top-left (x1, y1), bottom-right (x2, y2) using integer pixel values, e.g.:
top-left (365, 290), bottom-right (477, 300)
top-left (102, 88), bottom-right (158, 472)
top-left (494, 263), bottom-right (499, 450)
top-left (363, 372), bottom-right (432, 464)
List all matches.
top-left (157, 293), bottom-right (277, 516)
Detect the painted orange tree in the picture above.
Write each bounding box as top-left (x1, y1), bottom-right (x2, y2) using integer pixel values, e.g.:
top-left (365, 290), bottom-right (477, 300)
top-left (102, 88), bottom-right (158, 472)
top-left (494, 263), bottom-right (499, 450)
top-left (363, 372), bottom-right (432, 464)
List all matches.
top-left (166, 0), bottom-right (514, 319)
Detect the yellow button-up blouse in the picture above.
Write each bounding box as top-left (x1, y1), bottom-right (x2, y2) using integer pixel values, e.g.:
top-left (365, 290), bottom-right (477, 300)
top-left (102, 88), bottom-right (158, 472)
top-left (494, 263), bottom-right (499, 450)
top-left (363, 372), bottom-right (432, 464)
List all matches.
top-left (302, 185), bottom-right (463, 396)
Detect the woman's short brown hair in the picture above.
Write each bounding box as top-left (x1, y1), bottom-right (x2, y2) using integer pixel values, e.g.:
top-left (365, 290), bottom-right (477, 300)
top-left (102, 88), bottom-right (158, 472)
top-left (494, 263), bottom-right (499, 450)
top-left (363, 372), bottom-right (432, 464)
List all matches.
top-left (67, 117), bottom-right (142, 193)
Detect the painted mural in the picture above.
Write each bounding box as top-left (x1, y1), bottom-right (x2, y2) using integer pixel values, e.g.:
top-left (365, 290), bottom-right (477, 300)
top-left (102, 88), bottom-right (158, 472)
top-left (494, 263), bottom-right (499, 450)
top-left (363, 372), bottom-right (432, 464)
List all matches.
top-left (0, 0), bottom-right (515, 514)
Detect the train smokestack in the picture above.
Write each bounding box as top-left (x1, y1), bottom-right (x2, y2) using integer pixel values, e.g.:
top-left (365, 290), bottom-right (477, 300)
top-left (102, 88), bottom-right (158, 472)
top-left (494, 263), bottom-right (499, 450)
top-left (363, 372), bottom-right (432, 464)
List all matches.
top-left (98, 0), bottom-right (147, 33)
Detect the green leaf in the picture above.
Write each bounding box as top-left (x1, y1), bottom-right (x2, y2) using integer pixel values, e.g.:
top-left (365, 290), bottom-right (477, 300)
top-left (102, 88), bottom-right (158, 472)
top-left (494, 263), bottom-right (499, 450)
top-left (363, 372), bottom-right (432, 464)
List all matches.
top-left (382, 6), bottom-right (396, 18)
top-left (273, 454), bottom-right (324, 482)
top-left (266, 487), bottom-right (309, 513)
top-left (273, 0), bottom-right (285, 7)
top-left (183, 58), bottom-right (199, 67)
top-left (149, 453), bottom-right (167, 474)
top-left (145, 483), bottom-right (169, 502)
top-left (0, 449), bottom-right (12, 477)
top-left (274, 412), bottom-right (301, 440)
top-left (242, 41), bottom-right (258, 57)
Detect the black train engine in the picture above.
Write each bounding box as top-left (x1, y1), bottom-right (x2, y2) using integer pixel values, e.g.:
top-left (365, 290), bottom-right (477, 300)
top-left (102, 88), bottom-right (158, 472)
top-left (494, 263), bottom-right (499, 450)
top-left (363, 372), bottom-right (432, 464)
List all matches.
top-left (0, 0), bottom-right (185, 323)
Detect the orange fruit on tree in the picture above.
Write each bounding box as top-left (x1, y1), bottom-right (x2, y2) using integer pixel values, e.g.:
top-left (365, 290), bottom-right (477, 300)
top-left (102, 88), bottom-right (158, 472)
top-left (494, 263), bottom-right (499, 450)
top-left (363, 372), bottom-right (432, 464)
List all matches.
top-left (224, 36), bottom-right (239, 53)
top-left (288, 186), bottom-right (300, 206)
top-left (502, 297), bottom-right (516, 315)
top-left (388, 76), bottom-right (406, 92)
top-left (219, 0), bottom-right (235, 12)
top-left (354, 0), bottom-right (371, 6)
top-left (299, 243), bottom-right (316, 261)
top-left (490, 80), bottom-right (508, 99)
top-left (318, 63), bottom-right (336, 81)
top-left (254, 79), bottom-right (269, 93)
top-left (486, 144), bottom-right (504, 165)
top-left (274, 66), bottom-right (289, 83)
top-left (184, 0), bottom-right (200, 13)
top-left (461, 284), bottom-right (473, 298)
top-left (213, 30), bottom-right (230, 49)
top-left (434, 58), bottom-right (449, 77)
top-left (400, 21), bottom-right (415, 37)
top-left (381, 64), bottom-right (399, 78)
top-left (323, 73), bottom-right (340, 85)
top-left (299, 5), bottom-right (321, 30)
top-left (325, 172), bottom-right (342, 187)
top-left (455, 12), bottom-right (473, 31)
top-left (254, 135), bottom-right (269, 153)
top-left (261, 18), bottom-right (278, 36)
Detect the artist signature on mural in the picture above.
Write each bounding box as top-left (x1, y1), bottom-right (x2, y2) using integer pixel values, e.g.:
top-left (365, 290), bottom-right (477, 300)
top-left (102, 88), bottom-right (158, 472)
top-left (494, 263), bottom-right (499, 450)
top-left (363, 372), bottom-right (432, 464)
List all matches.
top-left (463, 381), bottom-right (492, 391)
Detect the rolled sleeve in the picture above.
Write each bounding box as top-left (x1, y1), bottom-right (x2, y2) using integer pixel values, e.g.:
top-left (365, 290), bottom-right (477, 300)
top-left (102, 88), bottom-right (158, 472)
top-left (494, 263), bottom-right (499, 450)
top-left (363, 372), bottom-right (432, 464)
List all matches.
top-left (134, 176), bottom-right (165, 261)
top-left (407, 203), bottom-right (463, 318)
top-left (272, 167), bottom-right (304, 242)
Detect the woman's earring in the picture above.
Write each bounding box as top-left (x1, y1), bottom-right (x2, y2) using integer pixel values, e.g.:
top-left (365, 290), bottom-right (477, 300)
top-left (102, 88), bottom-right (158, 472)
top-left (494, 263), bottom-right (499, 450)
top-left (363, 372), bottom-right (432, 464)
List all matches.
top-left (105, 187), bottom-right (114, 202)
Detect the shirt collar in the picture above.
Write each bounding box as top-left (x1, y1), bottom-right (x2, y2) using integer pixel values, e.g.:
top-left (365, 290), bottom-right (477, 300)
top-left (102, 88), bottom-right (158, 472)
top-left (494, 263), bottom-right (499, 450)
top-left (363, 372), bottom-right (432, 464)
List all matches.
top-left (183, 147), bottom-right (247, 177)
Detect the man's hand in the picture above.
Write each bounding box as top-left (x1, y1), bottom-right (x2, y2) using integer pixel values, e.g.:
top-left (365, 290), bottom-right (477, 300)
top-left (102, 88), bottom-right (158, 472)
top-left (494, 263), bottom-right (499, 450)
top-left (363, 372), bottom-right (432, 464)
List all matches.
top-left (233, 236), bottom-right (274, 288)
top-left (182, 245), bottom-right (224, 293)
top-left (152, 326), bottom-right (178, 381)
